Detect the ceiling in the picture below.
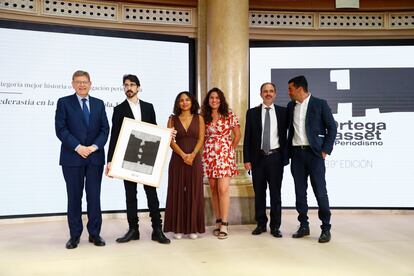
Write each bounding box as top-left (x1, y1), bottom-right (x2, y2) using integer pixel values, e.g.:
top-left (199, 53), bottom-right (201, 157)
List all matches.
top-left (113, 0), bottom-right (414, 11)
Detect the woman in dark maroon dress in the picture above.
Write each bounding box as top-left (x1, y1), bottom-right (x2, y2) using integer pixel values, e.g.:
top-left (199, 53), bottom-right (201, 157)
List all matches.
top-left (164, 92), bottom-right (205, 239)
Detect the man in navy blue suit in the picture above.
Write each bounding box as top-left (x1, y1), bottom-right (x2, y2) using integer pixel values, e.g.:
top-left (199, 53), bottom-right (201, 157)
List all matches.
top-left (287, 75), bottom-right (337, 243)
top-left (243, 82), bottom-right (289, 238)
top-left (55, 70), bottom-right (109, 249)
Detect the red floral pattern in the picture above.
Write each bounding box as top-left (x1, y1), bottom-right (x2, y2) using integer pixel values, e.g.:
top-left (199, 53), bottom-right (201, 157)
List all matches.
top-left (203, 111), bottom-right (239, 178)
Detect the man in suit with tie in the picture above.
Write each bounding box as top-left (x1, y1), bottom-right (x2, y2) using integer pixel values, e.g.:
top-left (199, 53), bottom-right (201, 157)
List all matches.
top-left (55, 70), bottom-right (109, 249)
top-left (106, 74), bottom-right (170, 244)
top-left (287, 75), bottom-right (337, 243)
top-left (243, 82), bottom-right (288, 238)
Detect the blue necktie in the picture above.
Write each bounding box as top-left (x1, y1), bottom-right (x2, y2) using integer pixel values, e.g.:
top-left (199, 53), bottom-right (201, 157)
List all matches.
top-left (81, 98), bottom-right (90, 126)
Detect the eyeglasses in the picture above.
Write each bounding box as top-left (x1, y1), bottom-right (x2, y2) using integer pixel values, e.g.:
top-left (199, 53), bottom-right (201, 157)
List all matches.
top-left (73, 81), bottom-right (90, 85)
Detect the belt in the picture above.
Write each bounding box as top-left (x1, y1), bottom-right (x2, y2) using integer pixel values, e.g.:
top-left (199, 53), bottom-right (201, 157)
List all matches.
top-left (293, 145), bottom-right (310, 149)
top-left (260, 148), bottom-right (280, 156)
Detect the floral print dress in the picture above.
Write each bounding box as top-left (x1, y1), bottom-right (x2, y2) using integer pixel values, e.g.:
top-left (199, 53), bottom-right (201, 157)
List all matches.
top-left (203, 111), bottom-right (239, 178)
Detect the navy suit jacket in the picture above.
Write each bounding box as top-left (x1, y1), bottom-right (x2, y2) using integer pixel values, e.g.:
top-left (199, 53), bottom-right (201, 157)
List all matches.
top-left (55, 93), bottom-right (109, 166)
top-left (107, 99), bottom-right (156, 163)
top-left (243, 104), bottom-right (289, 166)
top-left (287, 95), bottom-right (337, 158)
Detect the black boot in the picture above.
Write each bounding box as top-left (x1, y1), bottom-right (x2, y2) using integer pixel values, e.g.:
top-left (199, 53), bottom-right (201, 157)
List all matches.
top-left (116, 228), bottom-right (140, 243)
top-left (292, 226), bottom-right (310, 238)
top-left (151, 228), bottom-right (170, 244)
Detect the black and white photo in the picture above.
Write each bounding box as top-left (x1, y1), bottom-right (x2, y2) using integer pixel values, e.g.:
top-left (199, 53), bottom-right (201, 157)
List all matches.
top-left (108, 118), bottom-right (171, 187)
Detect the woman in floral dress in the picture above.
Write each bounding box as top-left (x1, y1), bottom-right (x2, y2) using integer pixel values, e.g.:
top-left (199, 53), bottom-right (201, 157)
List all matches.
top-left (201, 87), bottom-right (241, 239)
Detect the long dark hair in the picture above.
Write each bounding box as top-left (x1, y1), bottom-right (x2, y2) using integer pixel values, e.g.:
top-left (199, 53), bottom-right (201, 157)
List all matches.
top-left (173, 91), bottom-right (200, 116)
top-left (201, 87), bottom-right (229, 124)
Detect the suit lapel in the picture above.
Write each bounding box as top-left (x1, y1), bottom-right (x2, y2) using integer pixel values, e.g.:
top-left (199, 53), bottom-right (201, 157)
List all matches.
top-left (140, 101), bottom-right (150, 123)
top-left (274, 104), bottom-right (282, 135)
top-left (88, 96), bottom-right (96, 127)
top-left (71, 94), bottom-right (89, 128)
top-left (306, 95), bottom-right (314, 117)
top-left (288, 101), bottom-right (295, 127)
top-left (257, 105), bottom-right (262, 135)
top-left (305, 95), bottom-right (314, 135)
top-left (122, 100), bottom-right (135, 119)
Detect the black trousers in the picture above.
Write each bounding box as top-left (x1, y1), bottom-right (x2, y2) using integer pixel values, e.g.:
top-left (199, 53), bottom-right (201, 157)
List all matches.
top-left (251, 151), bottom-right (284, 229)
top-left (290, 147), bottom-right (331, 231)
top-left (123, 180), bottom-right (162, 230)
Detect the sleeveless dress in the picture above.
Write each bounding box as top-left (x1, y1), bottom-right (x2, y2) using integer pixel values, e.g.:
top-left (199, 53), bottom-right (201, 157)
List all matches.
top-left (203, 110), bottom-right (240, 178)
top-left (164, 115), bottom-right (205, 234)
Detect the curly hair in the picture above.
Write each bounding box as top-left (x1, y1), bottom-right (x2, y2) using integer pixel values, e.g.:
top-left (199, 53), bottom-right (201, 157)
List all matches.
top-left (201, 87), bottom-right (229, 124)
top-left (173, 91), bottom-right (200, 116)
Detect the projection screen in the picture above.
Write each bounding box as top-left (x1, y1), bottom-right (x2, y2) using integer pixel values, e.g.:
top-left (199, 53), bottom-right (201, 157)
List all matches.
top-left (0, 21), bottom-right (193, 217)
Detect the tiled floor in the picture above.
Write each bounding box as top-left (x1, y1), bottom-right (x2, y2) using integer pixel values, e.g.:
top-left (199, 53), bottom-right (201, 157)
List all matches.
top-left (0, 210), bottom-right (413, 276)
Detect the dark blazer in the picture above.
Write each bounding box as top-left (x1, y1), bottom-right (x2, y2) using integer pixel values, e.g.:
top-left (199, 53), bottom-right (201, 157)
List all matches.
top-left (55, 93), bottom-right (109, 166)
top-left (243, 104), bottom-right (289, 166)
top-left (287, 95), bottom-right (337, 157)
top-left (107, 99), bottom-right (156, 162)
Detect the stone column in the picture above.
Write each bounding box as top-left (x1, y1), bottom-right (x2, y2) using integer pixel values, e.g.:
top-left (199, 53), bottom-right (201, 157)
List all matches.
top-left (200, 0), bottom-right (255, 226)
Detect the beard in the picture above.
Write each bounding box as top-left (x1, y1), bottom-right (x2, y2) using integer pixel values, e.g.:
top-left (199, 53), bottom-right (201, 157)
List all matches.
top-left (125, 90), bottom-right (138, 99)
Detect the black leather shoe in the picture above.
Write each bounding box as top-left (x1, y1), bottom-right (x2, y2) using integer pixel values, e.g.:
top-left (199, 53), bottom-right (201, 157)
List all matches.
top-left (65, 237), bottom-right (80, 249)
top-left (88, 235), bottom-right (106, 246)
top-left (252, 225), bottom-right (267, 235)
top-left (318, 231), bottom-right (331, 243)
top-left (151, 228), bottom-right (171, 244)
top-left (270, 228), bottom-right (282, 238)
top-left (116, 229), bottom-right (140, 243)
top-left (292, 226), bottom-right (310, 238)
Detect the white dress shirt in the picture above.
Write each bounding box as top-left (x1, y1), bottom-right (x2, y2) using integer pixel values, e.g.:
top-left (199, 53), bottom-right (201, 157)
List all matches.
top-left (76, 94), bottom-right (90, 110)
top-left (127, 98), bottom-right (141, 121)
top-left (261, 104), bottom-right (280, 150)
top-left (292, 94), bottom-right (311, 146)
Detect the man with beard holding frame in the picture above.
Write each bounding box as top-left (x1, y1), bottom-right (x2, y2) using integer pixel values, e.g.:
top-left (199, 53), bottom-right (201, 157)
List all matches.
top-left (106, 74), bottom-right (170, 244)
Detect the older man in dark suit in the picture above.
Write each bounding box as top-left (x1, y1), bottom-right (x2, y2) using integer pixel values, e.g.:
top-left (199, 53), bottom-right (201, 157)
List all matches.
top-left (55, 70), bottom-right (109, 249)
top-left (287, 75), bottom-right (337, 243)
top-left (243, 82), bottom-right (289, 238)
top-left (106, 74), bottom-right (170, 244)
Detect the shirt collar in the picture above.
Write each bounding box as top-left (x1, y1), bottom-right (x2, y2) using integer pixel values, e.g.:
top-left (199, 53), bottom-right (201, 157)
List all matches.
top-left (262, 103), bottom-right (274, 110)
top-left (295, 93), bottom-right (311, 105)
top-left (127, 98), bottom-right (140, 105)
top-left (76, 94), bottom-right (89, 101)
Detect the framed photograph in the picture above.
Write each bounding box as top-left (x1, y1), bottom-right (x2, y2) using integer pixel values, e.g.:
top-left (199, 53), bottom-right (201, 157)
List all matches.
top-left (108, 118), bottom-right (171, 187)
